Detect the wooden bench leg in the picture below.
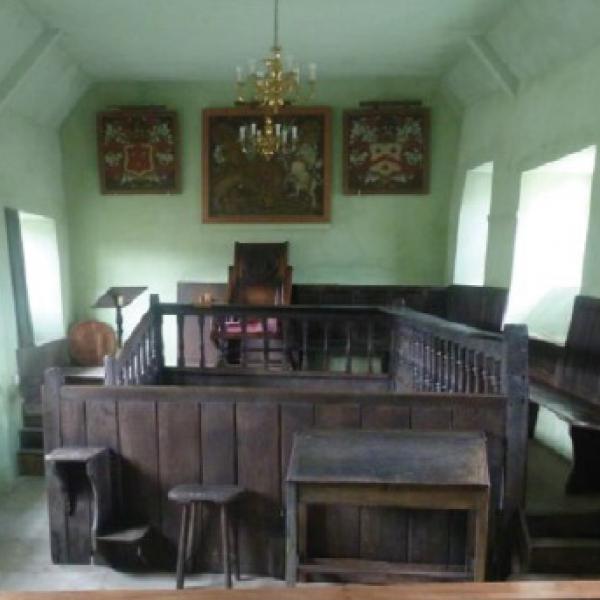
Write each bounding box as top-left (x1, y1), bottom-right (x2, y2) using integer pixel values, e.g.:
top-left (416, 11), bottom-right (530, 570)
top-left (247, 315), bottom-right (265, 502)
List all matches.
top-left (229, 507), bottom-right (240, 581)
top-left (220, 504), bottom-right (232, 588)
top-left (285, 482), bottom-right (298, 587)
top-left (566, 425), bottom-right (600, 494)
top-left (473, 494), bottom-right (489, 582)
top-left (176, 504), bottom-right (190, 589)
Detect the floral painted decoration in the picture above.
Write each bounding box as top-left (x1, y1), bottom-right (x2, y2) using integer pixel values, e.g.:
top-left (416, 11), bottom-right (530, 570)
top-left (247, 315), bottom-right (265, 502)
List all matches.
top-left (97, 108), bottom-right (180, 194)
top-left (343, 107), bottom-right (430, 195)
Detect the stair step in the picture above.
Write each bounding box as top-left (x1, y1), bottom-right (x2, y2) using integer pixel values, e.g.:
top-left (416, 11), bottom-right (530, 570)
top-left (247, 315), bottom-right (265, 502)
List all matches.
top-left (529, 537), bottom-right (600, 574)
top-left (17, 448), bottom-right (44, 476)
top-left (97, 525), bottom-right (150, 545)
top-left (526, 510), bottom-right (600, 538)
top-left (20, 427), bottom-right (43, 449)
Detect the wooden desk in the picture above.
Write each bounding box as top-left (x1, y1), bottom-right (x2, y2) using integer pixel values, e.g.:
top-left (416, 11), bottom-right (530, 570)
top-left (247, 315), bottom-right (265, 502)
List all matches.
top-left (285, 430), bottom-right (490, 584)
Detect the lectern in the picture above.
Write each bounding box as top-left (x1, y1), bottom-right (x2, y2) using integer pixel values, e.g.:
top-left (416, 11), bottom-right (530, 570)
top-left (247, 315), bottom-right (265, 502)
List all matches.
top-left (93, 286), bottom-right (147, 347)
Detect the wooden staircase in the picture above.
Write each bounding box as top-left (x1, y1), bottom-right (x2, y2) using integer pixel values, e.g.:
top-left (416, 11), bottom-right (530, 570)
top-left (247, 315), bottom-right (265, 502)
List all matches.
top-left (18, 405), bottom-right (44, 476)
top-left (512, 508), bottom-right (600, 579)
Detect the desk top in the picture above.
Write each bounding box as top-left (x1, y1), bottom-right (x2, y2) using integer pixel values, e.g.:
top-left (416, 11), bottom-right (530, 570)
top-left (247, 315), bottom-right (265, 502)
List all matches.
top-left (1, 580), bottom-right (600, 600)
top-left (287, 430), bottom-right (489, 487)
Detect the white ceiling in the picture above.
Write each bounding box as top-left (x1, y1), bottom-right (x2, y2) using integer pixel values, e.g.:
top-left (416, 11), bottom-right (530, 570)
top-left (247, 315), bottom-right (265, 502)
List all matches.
top-left (3, 0), bottom-right (600, 128)
top-left (23, 0), bottom-right (512, 81)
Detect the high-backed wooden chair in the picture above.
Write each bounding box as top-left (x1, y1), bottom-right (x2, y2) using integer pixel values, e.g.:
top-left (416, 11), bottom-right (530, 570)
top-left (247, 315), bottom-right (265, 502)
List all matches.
top-left (216, 242), bottom-right (292, 367)
top-left (226, 242), bottom-right (292, 306)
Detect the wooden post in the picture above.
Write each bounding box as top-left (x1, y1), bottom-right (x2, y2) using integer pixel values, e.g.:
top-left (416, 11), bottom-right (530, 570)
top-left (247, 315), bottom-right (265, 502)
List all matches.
top-left (285, 482), bottom-right (298, 586)
top-left (150, 294), bottom-right (164, 374)
top-left (104, 355), bottom-right (117, 386)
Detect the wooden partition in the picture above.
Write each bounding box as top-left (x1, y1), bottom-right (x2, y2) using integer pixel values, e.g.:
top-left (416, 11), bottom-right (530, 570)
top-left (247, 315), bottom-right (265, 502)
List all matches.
top-left (43, 377), bottom-right (508, 578)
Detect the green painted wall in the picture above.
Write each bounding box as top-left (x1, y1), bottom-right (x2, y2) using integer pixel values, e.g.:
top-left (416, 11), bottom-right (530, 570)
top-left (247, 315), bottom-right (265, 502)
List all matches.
top-left (62, 79), bottom-right (460, 347)
top-left (0, 111), bottom-right (71, 489)
top-left (446, 43), bottom-right (600, 459)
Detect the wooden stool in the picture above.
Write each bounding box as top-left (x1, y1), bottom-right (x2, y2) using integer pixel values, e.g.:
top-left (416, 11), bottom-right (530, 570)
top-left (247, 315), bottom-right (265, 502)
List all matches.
top-left (168, 484), bottom-right (245, 589)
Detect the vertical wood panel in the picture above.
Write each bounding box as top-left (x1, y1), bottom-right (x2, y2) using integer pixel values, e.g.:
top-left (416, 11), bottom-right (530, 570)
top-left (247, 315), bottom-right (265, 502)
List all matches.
top-left (360, 404), bottom-right (410, 562)
top-left (280, 403), bottom-right (315, 498)
top-left (312, 403), bottom-right (360, 559)
top-left (158, 400), bottom-right (201, 548)
top-left (200, 401), bottom-right (236, 570)
top-left (60, 398), bottom-right (91, 564)
top-left (452, 404), bottom-right (504, 567)
top-left (237, 402), bottom-right (281, 576)
top-left (408, 403), bottom-right (452, 566)
top-left (118, 400), bottom-right (161, 528)
top-left (85, 398), bottom-right (121, 523)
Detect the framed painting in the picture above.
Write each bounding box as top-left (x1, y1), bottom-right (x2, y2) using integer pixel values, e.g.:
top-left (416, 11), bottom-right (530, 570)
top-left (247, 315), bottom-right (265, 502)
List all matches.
top-left (343, 105), bottom-right (430, 195)
top-left (202, 106), bottom-right (331, 223)
top-left (97, 106), bottom-right (181, 194)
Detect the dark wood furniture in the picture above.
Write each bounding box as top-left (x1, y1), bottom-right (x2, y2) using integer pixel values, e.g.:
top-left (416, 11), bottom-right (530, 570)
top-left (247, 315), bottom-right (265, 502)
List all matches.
top-left (285, 430), bottom-right (490, 584)
top-left (528, 295), bottom-right (600, 493)
top-left (45, 297), bottom-right (527, 579)
top-left (44, 380), bottom-right (512, 577)
top-left (3, 580), bottom-right (600, 600)
top-left (214, 242), bottom-right (292, 368)
top-left (45, 446), bottom-right (150, 566)
top-left (169, 484), bottom-right (244, 589)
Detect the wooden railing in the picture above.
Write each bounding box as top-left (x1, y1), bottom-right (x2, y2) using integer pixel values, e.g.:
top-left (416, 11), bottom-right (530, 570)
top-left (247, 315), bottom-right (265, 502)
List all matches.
top-left (104, 298), bottom-right (162, 385)
top-left (107, 295), bottom-right (526, 400)
top-left (165, 301), bottom-right (392, 374)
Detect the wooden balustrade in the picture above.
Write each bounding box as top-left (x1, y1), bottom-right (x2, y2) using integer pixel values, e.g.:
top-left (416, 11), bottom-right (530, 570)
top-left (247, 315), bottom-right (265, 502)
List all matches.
top-left (104, 303), bottom-right (160, 386)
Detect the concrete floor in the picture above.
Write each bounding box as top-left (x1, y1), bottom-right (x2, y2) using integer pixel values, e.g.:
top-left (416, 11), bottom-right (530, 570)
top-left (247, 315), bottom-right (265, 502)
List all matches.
top-left (0, 477), bottom-right (282, 592)
top-left (2, 441), bottom-right (600, 592)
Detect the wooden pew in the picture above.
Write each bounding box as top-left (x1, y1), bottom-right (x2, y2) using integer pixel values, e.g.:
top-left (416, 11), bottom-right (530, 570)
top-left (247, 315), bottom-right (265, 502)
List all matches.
top-left (529, 295), bottom-right (600, 493)
top-left (43, 377), bottom-right (510, 579)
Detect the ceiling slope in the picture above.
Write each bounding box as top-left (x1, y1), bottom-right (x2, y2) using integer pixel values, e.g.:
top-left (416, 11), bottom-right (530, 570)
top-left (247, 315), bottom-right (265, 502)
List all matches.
top-left (0, 0), bottom-right (90, 128)
top-left (443, 0), bottom-right (600, 105)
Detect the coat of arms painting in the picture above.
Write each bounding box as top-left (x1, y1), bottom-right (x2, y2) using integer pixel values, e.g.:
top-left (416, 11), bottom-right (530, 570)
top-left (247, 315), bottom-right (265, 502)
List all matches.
top-left (97, 108), bottom-right (180, 194)
top-left (343, 106), bottom-right (430, 195)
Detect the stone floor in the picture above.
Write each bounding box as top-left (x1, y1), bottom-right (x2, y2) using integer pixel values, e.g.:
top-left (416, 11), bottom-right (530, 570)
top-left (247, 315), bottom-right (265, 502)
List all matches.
top-left (1, 441), bottom-right (600, 591)
top-left (0, 477), bottom-right (282, 591)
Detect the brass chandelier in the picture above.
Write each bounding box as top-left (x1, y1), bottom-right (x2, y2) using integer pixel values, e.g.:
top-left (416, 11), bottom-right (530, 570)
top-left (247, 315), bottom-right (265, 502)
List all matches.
top-left (235, 0), bottom-right (317, 159)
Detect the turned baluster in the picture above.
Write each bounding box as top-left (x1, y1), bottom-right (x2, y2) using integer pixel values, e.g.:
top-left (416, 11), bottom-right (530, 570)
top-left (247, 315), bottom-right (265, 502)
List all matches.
top-left (262, 317), bottom-right (269, 369)
top-left (301, 320), bottom-right (308, 371)
top-left (456, 346), bottom-right (464, 393)
top-left (323, 322), bottom-right (330, 371)
top-left (240, 315), bottom-right (248, 368)
top-left (282, 318), bottom-right (290, 368)
top-left (345, 321), bottom-right (352, 374)
top-left (198, 314), bottom-right (206, 369)
top-left (366, 320), bottom-right (374, 374)
top-left (176, 314), bottom-right (185, 368)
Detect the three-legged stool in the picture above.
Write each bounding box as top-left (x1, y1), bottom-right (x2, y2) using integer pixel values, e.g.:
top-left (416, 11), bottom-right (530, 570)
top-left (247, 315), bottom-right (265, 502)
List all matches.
top-left (168, 484), bottom-right (245, 589)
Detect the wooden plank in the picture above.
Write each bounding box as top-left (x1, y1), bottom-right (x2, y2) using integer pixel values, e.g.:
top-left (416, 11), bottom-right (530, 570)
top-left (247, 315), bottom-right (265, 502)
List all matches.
top-left (360, 404), bottom-right (410, 562)
top-left (236, 401), bottom-right (281, 576)
top-left (59, 397), bottom-right (91, 564)
top-left (312, 403), bottom-right (360, 560)
top-left (281, 403), bottom-right (315, 497)
top-left (200, 401), bottom-right (236, 571)
top-left (42, 369), bottom-right (67, 563)
top-left (157, 400), bottom-right (201, 549)
top-left (118, 399), bottom-right (160, 528)
top-left (85, 398), bottom-right (121, 527)
top-left (408, 403), bottom-right (452, 566)
top-left (2, 579), bottom-right (600, 600)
